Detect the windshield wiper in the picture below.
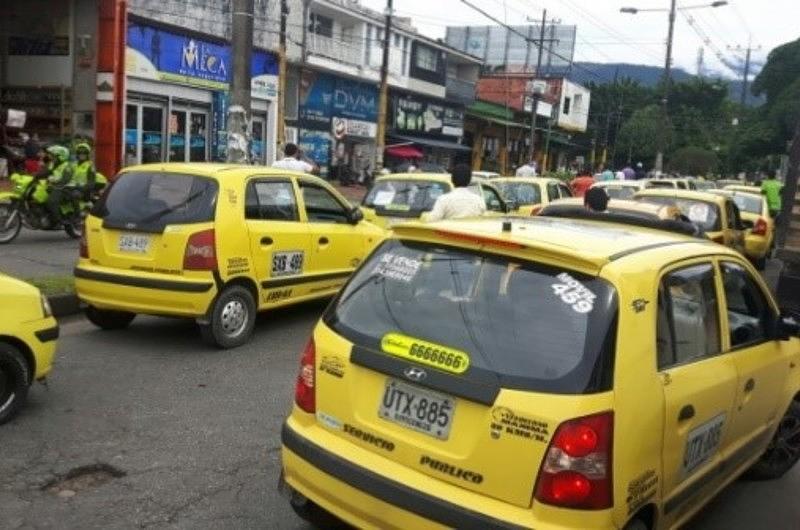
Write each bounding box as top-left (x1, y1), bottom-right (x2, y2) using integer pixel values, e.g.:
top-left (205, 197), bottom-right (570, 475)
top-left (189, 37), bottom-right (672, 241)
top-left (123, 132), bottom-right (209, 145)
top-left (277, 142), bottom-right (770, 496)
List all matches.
top-left (139, 190), bottom-right (206, 224)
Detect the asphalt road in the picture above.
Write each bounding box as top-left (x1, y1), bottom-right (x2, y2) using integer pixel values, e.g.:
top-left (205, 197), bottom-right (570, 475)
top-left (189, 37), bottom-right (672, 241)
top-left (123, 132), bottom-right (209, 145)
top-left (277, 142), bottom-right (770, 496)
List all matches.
top-left (2, 299), bottom-right (799, 530)
top-left (0, 228), bottom-right (79, 279)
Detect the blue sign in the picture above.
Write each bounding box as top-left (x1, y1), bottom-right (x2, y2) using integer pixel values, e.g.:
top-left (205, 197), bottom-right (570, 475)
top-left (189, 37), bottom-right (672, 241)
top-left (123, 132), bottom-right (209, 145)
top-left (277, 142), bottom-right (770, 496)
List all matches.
top-left (299, 130), bottom-right (332, 168)
top-left (211, 91), bottom-right (229, 161)
top-left (299, 71), bottom-right (377, 130)
top-left (127, 21), bottom-right (277, 89)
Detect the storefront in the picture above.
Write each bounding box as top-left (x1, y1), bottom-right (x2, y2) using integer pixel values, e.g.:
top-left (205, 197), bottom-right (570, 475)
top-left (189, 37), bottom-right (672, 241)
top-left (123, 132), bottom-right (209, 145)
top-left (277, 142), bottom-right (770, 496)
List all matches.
top-left (124, 17), bottom-right (278, 166)
top-left (464, 100), bottom-right (530, 174)
top-left (386, 91), bottom-right (470, 171)
top-left (297, 70), bottom-right (378, 179)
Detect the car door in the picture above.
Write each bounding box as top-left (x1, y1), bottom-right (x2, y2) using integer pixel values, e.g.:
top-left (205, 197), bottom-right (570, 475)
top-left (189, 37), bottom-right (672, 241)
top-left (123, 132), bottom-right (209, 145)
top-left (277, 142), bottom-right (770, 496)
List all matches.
top-left (718, 260), bottom-right (785, 459)
top-left (546, 182), bottom-right (560, 204)
top-left (297, 179), bottom-right (365, 294)
top-left (657, 261), bottom-right (739, 524)
top-left (243, 178), bottom-right (314, 307)
top-left (726, 200), bottom-right (746, 253)
top-left (480, 183), bottom-right (506, 214)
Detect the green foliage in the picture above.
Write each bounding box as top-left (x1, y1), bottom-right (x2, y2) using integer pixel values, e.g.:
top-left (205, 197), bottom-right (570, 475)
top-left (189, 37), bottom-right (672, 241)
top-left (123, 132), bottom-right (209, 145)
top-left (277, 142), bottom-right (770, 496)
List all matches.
top-left (752, 38), bottom-right (800, 103)
top-left (668, 146), bottom-right (719, 175)
top-left (617, 105), bottom-right (666, 164)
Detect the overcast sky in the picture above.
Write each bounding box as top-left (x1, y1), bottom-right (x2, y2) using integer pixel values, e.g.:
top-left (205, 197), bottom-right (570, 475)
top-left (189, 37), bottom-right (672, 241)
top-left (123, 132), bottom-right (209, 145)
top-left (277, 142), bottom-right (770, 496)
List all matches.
top-left (360, 0), bottom-right (798, 79)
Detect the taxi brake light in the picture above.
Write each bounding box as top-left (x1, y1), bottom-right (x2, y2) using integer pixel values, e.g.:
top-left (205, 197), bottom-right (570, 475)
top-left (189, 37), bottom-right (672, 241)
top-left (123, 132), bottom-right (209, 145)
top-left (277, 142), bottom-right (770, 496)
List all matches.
top-left (183, 229), bottom-right (217, 270)
top-left (530, 204), bottom-right (543, 216)
top-left (534, 411), bottom-right (613, 510)
top-left (752, 217), bottom-right (768, 236)
top-left (295, 338), bottom-right (316, 413)
top-left (433, 230), bottom-right (524, 250)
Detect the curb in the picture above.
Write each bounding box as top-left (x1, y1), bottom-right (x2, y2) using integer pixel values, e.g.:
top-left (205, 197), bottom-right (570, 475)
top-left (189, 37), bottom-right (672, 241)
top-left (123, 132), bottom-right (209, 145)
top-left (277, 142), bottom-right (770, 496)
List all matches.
top-left (48, 293), bottom-right (82, 318)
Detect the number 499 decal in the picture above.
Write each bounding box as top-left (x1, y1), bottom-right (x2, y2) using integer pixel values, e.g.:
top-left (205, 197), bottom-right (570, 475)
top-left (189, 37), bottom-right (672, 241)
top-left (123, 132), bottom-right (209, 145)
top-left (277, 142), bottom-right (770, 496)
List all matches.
top-left (551, 272), bottom-right (596, 313)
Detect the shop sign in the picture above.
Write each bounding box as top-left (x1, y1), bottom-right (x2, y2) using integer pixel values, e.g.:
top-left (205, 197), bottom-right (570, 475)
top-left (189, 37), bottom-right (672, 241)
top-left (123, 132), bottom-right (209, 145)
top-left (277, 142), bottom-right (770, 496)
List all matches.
top-left (299, 130), bottom-right (332, 167)
top-left (392, 94), bottom-right (464, 138)
top-left (126, 21), bottom-right (277, 93)
top-left (300, 71), bottom-right (378, 130)
top-left (332, 117), bottom-right (377, 140)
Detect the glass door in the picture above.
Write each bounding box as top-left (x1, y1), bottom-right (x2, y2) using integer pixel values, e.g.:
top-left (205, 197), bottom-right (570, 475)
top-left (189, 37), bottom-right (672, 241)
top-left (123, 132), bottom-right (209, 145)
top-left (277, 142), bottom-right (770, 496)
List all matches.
top-left (251, 115), bottom-right (266, 165)
top-left (124, 102), bottom-right (166, 165)
top-left (169, 109), bottom-right (188, 161)
top-left (190, 112), bottom-right (208, 161)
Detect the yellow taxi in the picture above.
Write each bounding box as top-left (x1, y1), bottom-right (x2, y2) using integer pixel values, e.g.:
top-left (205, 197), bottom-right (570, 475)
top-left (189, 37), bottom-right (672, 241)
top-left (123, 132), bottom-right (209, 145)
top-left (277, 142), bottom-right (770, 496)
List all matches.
top-left (590, 180), bottom-right (648, 200)
top-left (711, 189), bottom-right (774, 270)
top-left (75, 163), bottom-right (385, 349)
top-left (361, 173), bottom-right (512, 228)
top-left (492, 177), bottom-right (573, 215)
top-left (280, 216), bottom-right (800, 530)
top-left (644, 178), bottom-right (699, 191)
top-left (541, 198), bottom-right (685, 221)
top-left (0, 273), bottom-right (58, 424)
top-left (634, 188), bottom-right (746, 252)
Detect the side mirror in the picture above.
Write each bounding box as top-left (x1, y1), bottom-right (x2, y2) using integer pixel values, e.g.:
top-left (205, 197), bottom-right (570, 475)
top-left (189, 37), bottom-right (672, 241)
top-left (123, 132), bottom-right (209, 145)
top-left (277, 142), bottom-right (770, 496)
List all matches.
top-left (348, 207), bottom-right (364, 225)
top-left (774, 312), bottom-right (800, 341)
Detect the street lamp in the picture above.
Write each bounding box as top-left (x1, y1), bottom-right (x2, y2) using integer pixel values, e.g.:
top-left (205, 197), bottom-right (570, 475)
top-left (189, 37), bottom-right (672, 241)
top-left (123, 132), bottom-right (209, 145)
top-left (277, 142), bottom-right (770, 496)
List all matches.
top-left (620, 0), bottom-right (728, 174)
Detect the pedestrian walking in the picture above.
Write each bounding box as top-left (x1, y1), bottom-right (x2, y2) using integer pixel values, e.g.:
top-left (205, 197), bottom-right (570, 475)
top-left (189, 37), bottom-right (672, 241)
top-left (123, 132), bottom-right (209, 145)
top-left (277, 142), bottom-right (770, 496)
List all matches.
top-left (570, 167), bottom-right (596, 198)
top-left (425, 164), bottom-right (486, 221)
top-left (272, 143), bottom-right (320, 175)
top-left (761, 169), bottom-right (783, 219)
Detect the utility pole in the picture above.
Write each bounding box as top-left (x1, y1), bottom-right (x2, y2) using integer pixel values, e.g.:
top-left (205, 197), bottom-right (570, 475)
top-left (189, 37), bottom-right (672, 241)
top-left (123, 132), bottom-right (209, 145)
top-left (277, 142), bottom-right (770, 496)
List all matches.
top-left (729, 38), bottom-right (761, 107)
top-left (276, 0), bottom-right (289, 156)
top-left (375, 0), bottom-right (393, 172)
top-left (528, 9), bottom-right (547, 164)
top-left (601, 67), bottom-right (619, 167)
top-left (653, 0), bottom-right (677, 175)
top-left (227, 0), bottom-right (254, 163)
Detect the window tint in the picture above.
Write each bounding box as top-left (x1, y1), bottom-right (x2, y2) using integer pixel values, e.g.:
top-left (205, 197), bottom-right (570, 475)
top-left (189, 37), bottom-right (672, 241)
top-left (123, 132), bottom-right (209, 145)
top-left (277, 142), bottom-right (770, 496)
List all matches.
top-left (639, 196), bottom-right (721, 231)
top-left (657, 263), bottom-right (721, 369)
top-left (721, 262), bottom-right (773, 347)
top-left (245, 180), bottom-right (298, 221)
top-left (326, 240), bottom-right (619, 394)
top-left (94, 172), bottom-right (218, 231)
top-left (730, 194), bottom-right (763, 215)
top-left (301, 183), bottom-right (348, 223)
top-left (363, 179), bottom-right (449, 213)
top-left (603, 186), bottom-right (636, 200)
top-left (482, 185), bottom-right (504, 212)
top-left (496, 182), bottom-right (541, 206)
top-left (547, 183), bottom-right (559, 201)
top-left (558, 184), bottom-right (573, 198)
top-left (677, 181), bottom-right (688, 190)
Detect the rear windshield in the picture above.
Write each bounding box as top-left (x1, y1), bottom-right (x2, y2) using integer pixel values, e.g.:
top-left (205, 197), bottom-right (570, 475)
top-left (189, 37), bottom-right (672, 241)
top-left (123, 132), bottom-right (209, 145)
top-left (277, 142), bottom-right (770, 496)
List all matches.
top-left (363, 180), bottom-right (450, 213)
top-left (601, 186), bottom-right (637, 200)
top-left (646, 181), bottom-right (675, 189)
top-left (325, 240), bottom-right (618, 394)
top-left (730, 194), bottom-right (763, 215)
top-left (94, 172), bottom-right (218, 232)
top-left (694, 181), bottom-right (716, 191)
top-left (638, 196), bottom-right (721, 231)
top-left (496, 182), bottom-right (542, 206)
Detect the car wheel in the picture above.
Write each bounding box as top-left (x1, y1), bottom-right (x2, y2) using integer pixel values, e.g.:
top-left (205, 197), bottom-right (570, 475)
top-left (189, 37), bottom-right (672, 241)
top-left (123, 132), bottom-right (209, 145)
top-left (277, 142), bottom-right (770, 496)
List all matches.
top-left (289, 496), bottom-right (349, 529)
top-left (0, 342), bottom-right (31, 425)
top-left (0, 204), bottom-right (22, 244)
top-left (744, 401), bottom-right (800, 480)
top-left (199, 285), bottom-right (256, 349)
top-left (85, 306), bottom-right (136, 330)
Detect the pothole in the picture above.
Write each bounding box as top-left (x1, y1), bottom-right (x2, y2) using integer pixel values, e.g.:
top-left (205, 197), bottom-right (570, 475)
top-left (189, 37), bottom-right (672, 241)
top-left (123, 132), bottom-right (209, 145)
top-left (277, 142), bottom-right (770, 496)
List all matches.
top-left (42, 463), bottom-right (126, 496)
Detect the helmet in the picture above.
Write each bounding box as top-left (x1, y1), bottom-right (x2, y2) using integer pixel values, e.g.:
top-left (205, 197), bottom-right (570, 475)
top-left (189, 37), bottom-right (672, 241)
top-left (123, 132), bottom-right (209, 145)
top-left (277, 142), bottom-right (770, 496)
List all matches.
top-left (46, 145), bottom-right (70, 163)
top-left (75, 142), bottom-right (92, 155)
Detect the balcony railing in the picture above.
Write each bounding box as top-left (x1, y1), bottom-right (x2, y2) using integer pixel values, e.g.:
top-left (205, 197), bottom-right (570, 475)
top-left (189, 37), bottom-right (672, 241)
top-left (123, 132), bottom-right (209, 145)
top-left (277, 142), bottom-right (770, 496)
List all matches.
top-left (307, 33), bottom-right (363, 67)
top-left (446, 77), bottom-right (477, 104)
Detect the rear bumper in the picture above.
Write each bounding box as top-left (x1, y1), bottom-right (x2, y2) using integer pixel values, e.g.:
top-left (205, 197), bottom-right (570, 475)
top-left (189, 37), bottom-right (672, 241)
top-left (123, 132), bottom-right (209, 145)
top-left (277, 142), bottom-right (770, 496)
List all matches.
top-left (280, 419), bottom-right (615, 530)
top-left (74, 266), bottom-right (217, 317)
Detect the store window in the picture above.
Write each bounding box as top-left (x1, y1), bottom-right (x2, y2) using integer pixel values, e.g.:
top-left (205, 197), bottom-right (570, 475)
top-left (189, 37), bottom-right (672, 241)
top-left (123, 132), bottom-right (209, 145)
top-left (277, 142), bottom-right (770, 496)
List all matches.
top-left (415, 45), bottom-right (439, 72)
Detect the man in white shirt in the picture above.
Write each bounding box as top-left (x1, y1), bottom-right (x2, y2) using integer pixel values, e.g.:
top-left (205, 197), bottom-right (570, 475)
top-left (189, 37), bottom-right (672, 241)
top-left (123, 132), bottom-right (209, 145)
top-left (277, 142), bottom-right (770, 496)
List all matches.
top-left (272, 143), bottom-right (320, 174)
top-left (425, 164), bottom-right (487, 222)
top-left (515, 159), bottom-right (537, 177)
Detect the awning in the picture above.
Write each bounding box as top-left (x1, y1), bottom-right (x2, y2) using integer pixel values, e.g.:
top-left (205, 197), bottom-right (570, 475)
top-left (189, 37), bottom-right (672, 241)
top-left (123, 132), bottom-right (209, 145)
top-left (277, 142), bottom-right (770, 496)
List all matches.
top-left (385, 145), bottom-right (423, 159)
top-left (390, 134), bottom-right (472, 153)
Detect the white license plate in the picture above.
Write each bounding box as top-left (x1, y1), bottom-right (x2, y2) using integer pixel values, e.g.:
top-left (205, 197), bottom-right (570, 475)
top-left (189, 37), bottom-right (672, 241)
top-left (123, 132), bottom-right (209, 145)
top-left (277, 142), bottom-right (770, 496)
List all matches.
top-left (118, 234), bottom-right (150, 253)
top-left (379, 378), bottom-right (455, 440)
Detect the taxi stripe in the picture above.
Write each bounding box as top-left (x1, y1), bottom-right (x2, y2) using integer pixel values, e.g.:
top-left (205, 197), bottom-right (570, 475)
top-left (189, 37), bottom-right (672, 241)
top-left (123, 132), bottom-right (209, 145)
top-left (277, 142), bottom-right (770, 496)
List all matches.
top-left (261, 271), bottom-right (352, 289)
top-left (74, 267), bottom-right (214, 293)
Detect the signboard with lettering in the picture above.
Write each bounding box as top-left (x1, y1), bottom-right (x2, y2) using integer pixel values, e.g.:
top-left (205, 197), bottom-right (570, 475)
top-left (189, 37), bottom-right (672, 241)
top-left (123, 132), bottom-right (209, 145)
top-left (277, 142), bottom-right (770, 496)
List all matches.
top-left (126, 21), bottom-right (277, 95)
top-left (299, 71), bottom-right (378, 130)
top-left (391, 93), bottom-right (464, 138)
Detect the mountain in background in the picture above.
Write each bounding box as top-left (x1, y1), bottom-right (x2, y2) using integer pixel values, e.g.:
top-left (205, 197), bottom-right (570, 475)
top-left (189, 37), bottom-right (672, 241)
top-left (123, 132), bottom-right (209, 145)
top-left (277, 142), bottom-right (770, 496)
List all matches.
top-left (569, 62), bottom-right (764, 106)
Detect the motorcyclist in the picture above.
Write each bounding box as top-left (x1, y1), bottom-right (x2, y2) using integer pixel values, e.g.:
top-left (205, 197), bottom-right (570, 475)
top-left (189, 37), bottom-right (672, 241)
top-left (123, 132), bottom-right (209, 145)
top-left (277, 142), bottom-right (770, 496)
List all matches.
top-left (73, 142), bottom-right (107, 198)
top-left (43, 145), bottom-right (75, 224)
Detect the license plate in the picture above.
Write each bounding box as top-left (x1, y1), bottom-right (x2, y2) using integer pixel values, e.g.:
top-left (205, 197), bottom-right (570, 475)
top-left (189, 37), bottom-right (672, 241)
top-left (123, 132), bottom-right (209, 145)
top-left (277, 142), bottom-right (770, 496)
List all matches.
top-left (379, 378), bottom-right (455, 440)
top-left (118, 234), bottom-right (150, 253)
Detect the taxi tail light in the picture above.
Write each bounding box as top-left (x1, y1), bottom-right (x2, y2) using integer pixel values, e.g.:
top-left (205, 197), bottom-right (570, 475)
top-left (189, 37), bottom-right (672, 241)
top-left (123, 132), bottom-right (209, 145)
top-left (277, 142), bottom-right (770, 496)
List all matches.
top-left (752, 217), bottom-right (768, 236)
top-left (530, 204), bottom-right (543, 216)
top-left (183, 229), bottom-right (217, 271)
top-left (294, 338), bottom-right (316, 413)
top-left (534, 411), bottom-right (613, 510)
top-left (79, 229), bottom-right (89, 259)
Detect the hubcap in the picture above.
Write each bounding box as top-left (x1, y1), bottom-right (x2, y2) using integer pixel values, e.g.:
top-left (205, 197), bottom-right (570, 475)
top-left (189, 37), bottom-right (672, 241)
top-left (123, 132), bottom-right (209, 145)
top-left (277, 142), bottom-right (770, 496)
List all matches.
top-left (763, 414), bottom-right (800, 469)
top-left (220, 299), bottom-right (248, 338)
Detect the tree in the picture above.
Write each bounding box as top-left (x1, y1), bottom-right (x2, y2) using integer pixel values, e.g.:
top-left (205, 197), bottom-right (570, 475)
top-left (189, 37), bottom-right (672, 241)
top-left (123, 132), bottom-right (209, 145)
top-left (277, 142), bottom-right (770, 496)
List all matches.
top-left (752, 38), bottom-right (800, 104)
top-left (668, 146), bottom-right (719, 175)
top-left (617, 105), bottom-right (669, 165)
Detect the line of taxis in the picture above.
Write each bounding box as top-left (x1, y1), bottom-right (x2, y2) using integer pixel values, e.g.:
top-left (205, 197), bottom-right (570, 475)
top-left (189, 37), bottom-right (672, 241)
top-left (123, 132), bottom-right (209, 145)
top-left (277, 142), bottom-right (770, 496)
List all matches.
top-left (3, 164), bottom-right (796, 530)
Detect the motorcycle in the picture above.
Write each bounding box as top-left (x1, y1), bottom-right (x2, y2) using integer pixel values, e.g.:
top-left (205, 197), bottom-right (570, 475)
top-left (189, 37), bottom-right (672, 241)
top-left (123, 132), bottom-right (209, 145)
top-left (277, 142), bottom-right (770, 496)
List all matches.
top-left (0, 172), bottom-right (102, 244)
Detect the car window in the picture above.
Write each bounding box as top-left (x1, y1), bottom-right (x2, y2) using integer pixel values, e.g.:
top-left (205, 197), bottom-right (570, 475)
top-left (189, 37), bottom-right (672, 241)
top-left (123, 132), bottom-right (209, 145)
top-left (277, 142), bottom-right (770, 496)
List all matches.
top-left (657, 263), bottom-right (721, 369)
top-left (603, 186), bottom-right (636, 200)
top-left (639, 196), bottom-right (721, 232)
top-left (326, 239), bottom-right (619, 394)
top-left (547, 183), bottom-right (559, 201)
top-left (725, 201), bottom-right (739, 229)
top-left (363, 179), bottom-right (449, 213)
top-left (721, 262), bottom-right (773, 348)
top-left (558, 184), bottom-right (573, 198)
top-left (677, 181), bottom-right (688, 190)
top-left (730, 194), bottom-right (763, 215)
top-left (301, 183), bottom-right (348, 223)
top-left (496, 182), bottom-right (541, 205)
top-left (482, 185), bottom-right (505, 212)
top-left (245, 180), bottom-right (298, 221)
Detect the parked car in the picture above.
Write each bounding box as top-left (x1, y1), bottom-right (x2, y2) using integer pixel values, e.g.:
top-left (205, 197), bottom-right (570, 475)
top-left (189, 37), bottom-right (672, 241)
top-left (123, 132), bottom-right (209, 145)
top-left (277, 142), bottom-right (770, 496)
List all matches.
top-left (75, 163), bottom-right (385, 349)
top-left (470, 171), bottom-right (501, 182)
top-left (712, 189), bottom-right (775, 270)
top-left (644, 178), bottom-right (698, 191)
top-left (591, 180), bottom-right (649, 200)
top-left (0, 273), bottom-right (58, 424)
top-left (280, 216), bottom-right (800, 530)
top-left (492, 176), bottom-right (573, 215)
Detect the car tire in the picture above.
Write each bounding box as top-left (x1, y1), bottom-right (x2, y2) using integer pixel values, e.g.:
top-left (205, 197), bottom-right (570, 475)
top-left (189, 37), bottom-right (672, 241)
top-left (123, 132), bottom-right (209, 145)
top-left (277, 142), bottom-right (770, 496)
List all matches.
top-left (623, 518), bottom-right (649, 530)
top-left (85, 306), bottom-right (136, 330)
top-left (199, 285), bottom-right (256, 349)
top-left (744, 401), bottom-right (800, 480)
top-left (0, 204), bottom-right (22, 244)
top-left (0, 342), bottom-right (31, 425)
top-left (289, 496), bottom-right (349, 529)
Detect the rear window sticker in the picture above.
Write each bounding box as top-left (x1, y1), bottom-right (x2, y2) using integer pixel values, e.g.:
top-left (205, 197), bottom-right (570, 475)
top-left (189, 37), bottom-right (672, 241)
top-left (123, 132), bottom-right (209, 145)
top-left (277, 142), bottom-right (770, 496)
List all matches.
top-left (683, 414), bottom-right (725, 477)
top-left (551, 272), bottom-right (596, 313)
top-left (381, 332), bottom-right (470, 374)
top-left (383, 203), bottom-right (411, 212)
top-left (687, 203), bottom-right (711, 223)
top-left (372, 253), bottom-right (422, 283)
top-left (271, 250), bottom-right (304, 277)
top-left (372, 190), bottom-right (396, 206)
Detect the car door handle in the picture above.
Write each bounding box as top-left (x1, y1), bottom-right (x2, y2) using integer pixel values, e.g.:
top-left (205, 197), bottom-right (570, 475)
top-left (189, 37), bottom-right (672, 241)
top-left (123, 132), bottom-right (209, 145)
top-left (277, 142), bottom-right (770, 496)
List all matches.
top-left (744, 378), bottom-right (756, 393)
top-left (260, 236), bottom-right (273, 246)
top-left (318, 237), bottom-right (329, 245)
top-left (678, 405), bottom-right (695, 422)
